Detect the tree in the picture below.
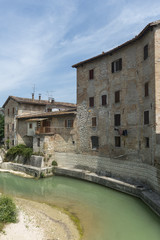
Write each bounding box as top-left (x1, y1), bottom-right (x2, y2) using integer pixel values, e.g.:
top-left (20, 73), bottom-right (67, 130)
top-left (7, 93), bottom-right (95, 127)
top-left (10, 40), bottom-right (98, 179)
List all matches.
top-left (0, 114), bottom-right (4, 143)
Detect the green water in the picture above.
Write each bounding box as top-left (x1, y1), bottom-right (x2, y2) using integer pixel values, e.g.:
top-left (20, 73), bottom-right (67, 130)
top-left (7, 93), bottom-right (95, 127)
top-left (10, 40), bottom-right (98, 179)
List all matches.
top-left (0, 173), bottom-right (160, 240)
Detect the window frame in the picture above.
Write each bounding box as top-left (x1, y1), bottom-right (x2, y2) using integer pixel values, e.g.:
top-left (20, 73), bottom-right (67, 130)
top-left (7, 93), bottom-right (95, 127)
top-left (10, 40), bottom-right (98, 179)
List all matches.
top-left (102, 95), bottom-right (107, 106)
top-left (92, 117), bottom-right (97, 127)
top-left (111, 58), bottom-right (122, 73)
top-left (89, 69), bottom-right (94, 80)
top-left (91, 136), bottom-right (99, 150)
top-left (144, 110), bottom-right (149, 125)
top-left (89, 97), bottom-right (94, 107)
top-left (65, 119), bottom-right (74, 128)
top-left (144, 44), bottom-right (148, 60)
top-left (144, 82), bottom-right (149, 97)
top-left (114, 114), bottom-right (121, 126)
top-left (115, 90), bottom-right (120, 103)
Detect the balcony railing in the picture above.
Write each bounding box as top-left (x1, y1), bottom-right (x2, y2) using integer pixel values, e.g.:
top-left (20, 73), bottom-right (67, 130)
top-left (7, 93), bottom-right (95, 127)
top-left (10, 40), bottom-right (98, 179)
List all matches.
top-left (35, 127), bottom-right (74, 135)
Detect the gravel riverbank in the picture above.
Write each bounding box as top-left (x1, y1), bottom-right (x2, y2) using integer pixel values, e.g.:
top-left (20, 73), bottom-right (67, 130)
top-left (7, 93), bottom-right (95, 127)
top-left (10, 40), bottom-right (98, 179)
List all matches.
top-left (0, 198), bottom-right (80, 240)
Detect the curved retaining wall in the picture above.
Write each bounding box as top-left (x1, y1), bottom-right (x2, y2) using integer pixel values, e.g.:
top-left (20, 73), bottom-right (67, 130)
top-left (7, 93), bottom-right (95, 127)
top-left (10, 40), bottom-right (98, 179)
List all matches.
top-left (55, 167), bottom-right (160, 217)
top-left (54, 152), bottom-right (160, 194)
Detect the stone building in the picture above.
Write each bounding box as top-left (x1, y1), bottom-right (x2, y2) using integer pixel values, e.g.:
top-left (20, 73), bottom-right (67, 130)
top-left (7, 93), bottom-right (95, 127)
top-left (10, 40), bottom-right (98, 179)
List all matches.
top-left (2, 95), bottom-right (76, 149)
top-left (17, 110), bottom-right (76, 161)
top-left (57, 20), bottom-right (160, 193)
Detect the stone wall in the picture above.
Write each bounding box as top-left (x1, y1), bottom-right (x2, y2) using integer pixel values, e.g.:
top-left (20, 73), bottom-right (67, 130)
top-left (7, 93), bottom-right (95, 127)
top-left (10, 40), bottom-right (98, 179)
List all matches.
top-left (54, 152), bottom-right (160, 193)
top-left (76, 26), bottom-right (157, 167)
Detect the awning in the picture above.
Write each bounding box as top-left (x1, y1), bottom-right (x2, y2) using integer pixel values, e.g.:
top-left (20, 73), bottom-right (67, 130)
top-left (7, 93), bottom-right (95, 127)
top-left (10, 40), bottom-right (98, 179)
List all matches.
top-left (26, 118), bottom-right (48, 122)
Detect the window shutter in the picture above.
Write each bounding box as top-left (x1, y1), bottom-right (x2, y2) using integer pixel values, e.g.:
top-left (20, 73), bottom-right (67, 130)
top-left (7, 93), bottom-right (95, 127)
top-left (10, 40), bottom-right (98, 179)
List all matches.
top-left (119, 58), bottom-right (122, 70)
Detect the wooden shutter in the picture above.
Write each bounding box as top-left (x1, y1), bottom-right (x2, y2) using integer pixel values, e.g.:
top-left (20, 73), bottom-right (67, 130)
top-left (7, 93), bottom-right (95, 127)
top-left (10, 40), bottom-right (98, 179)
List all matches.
top-left (89, 69), bottom-right (94, 79)
top-left (92, 117), bottom-right (96, 127)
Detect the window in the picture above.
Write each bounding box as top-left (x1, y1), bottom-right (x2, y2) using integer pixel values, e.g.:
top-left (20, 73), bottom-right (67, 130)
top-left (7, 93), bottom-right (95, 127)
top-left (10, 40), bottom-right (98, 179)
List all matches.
top-left (89, 69), bottom-right (94, 80)
top-left (102, 95), bottom-right (107, 106)
top-left (92, 117), bottom-right (97, 127)
top-left (47, 108), bottom-right (52, 112)
top-left (12, 108), bottom-right (14, 115)
top-left (29, 123), bottom-right (32, 129)
top-left (114, 114), bottom-right (121, 126)
top-left (115, 90), bottom-right (120, 103)
top-left (89, 97), bottom-right (94, 107)
top-left (144, 82), bottom-right (149, 97)
top-left (115, 136), bottom-right (121, 147)
top-left (144, 111), bottom-right (149, 125)
top-left (12, 124), bottom-right (14, 131)
top-left (91, 136), bottom-right (99, 149)
top-left (111, 58), bottom-right (122, 73)
top-left (37, 138), bottom-right (40, 147)
top-left (144, 44), bottom-right (148, 60)
top-left (7, 124), bottom-right (9, 133)
top-left (8, 109), bottom-right (9, 116)
top-left (12, 140), bottom-right (14, 146)
top-left (65, 119), bottom-right (74, 128)
top-left (145, 137), bottom-right (149, 148)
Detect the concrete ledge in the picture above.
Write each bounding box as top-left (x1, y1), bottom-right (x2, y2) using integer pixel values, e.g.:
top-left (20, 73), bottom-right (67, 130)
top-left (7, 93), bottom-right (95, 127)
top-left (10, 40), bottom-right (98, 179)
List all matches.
top-left (55, 167), bottom-right (160, 217)
top-left (1, 162), bottom-right (53, 178)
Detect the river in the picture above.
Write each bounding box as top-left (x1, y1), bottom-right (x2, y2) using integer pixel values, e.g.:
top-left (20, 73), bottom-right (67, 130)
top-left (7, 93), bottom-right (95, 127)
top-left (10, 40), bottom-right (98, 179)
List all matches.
top-left (0, 173), bottom-right (160, 240)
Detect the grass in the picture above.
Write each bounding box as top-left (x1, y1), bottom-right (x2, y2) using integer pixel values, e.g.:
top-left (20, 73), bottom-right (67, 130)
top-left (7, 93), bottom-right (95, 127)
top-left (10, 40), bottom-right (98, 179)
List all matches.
top-left (0, 195), bottom-right (17, 231)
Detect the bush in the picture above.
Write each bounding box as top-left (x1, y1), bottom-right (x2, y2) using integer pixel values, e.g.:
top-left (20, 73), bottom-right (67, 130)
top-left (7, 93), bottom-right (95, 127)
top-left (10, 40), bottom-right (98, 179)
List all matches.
top-left (0, 196), bottom-right (17, 224)
top-left (52, 160), bottom-right (58, 166)
top-left (6, 144), bottom-right (33, 161)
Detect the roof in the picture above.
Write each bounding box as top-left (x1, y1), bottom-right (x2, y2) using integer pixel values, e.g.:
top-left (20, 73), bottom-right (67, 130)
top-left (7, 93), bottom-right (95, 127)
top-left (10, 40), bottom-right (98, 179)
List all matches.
top-left (2, 96), bottom-right (76, 108)
top-left (17, 110), bottom-right (76, 120)
top-left (72, 20), bottom-right (160, 68)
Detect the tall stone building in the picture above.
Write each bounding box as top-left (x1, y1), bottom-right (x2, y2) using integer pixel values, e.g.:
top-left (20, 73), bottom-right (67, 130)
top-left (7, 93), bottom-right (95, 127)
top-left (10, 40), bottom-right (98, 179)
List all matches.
top-left (70, 20), bottom-right (160, 192)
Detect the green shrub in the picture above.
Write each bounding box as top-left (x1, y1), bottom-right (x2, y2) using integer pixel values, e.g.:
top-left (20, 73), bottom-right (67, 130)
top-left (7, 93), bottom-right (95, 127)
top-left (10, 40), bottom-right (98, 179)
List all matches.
top-left (0, 196), bottom-right (17, 224)
top-left (6, 144), bottom-right (33, 161)
top-left (52, 160), bottom-right (58, 166)
top-left (40, 172), bottom-right (45, 178)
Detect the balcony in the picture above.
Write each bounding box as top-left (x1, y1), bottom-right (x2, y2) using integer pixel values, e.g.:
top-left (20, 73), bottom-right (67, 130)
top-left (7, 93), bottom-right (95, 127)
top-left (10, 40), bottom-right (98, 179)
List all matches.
top-left (35, 127), bottom-right (74, 135)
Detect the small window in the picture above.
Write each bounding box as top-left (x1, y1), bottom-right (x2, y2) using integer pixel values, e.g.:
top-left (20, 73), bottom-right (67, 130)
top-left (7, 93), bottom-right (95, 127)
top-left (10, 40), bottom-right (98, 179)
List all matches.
top-left (145, 137), bottom-right (149, 148)
top-left (144, 44), bottom-right (148, 60)
top-left (7, 124), bottom-right (9, 132)
top-left (65, 119), bottom-right (74, 128)
top-left (8, 109), bottom-right (9, 116)
top-left (115, 91), bottom-right (120, 103)
top-left (47, 108), bottom-right (52, 112)
top-left (145, 82), bottom-right (149, 97)
top-left (115, 136), bottom-right (121, 147)
top-left (92, 117), bottom-right (97, 127)
top-left (102, 95), bottom-right (107, 106)
top-left (89, 69), bottom-right (94, 80)
top-left (29, 123), bottom-right (32, 129)
top-left (114, 114), bottom-right (121, 126)
top-left (111, 58), bottom-right (122, 73)
top-left (89, 97), bottom-right (94, 107)
top-left (144, 111), bottom-right (149, 125)
top-left (37, 138), bottom-right (40, 147)
top-left (13, 108), bottom-right (15, 115)
top-left (91, 136), bottom-right (99, 149)
top-left (12, 124), bottom-right (14, 131)
top-left (12, 140), bottom-right (14, 146)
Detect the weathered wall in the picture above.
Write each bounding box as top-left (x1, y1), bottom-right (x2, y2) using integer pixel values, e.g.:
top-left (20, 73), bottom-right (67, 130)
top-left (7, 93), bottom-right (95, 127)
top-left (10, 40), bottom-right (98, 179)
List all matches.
top-left (54, 152), bottom-right (160, 193)
top-left (76, 27), bottom-right (156, 166)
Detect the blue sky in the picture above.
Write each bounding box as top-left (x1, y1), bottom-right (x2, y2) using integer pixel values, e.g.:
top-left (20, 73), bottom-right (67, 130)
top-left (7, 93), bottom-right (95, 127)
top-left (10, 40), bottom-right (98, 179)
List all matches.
top-left (1, 0), bottom-right (160, 106)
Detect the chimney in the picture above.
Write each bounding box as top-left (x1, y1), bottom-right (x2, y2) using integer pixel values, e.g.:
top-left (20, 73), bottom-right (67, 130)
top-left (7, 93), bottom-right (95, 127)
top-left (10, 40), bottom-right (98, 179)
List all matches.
top-left (32, 93), bottom-right (34, 100)
top-left (39, 94), bottom-right (41, 101)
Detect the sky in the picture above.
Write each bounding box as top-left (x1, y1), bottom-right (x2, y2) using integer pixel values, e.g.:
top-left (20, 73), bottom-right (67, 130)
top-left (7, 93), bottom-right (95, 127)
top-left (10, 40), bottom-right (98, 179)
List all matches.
top-left (0, 0), bottom-right (160, 107)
